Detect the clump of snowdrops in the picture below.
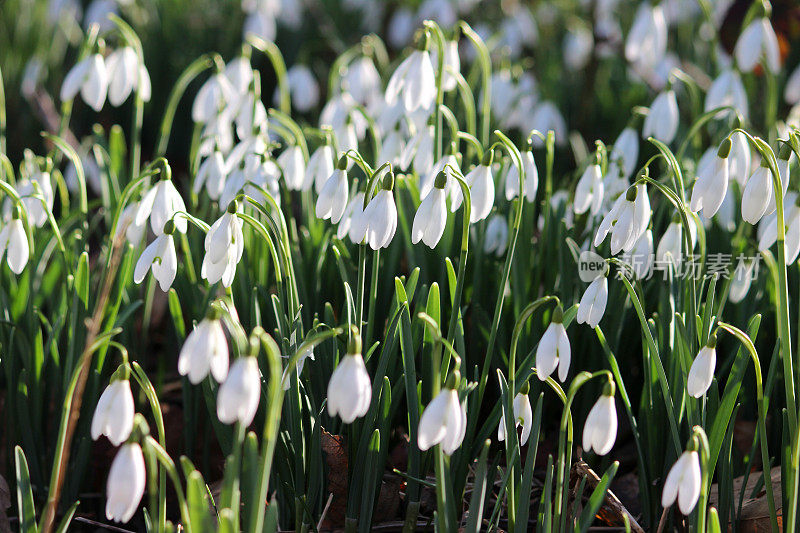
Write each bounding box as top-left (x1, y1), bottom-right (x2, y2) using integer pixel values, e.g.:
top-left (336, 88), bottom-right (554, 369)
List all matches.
top-left (3, 0), bottom-right (800, 532)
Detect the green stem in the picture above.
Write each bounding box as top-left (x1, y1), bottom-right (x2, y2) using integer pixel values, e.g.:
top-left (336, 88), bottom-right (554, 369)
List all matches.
top-left (459, 21), bottom-right (491, 147)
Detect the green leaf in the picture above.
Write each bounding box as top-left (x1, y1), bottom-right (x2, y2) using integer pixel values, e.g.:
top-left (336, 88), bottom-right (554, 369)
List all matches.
top-left (15, 446), bottom-right (37, 533)
top-left (75, 252), bottom-right (89, 308)
top-left (168, 289), bottom-right (185, 339)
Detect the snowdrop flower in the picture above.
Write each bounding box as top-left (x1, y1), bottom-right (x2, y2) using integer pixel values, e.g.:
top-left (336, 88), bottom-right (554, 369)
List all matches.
top-left (605, 127), bottom-right (640, 182)
top-left (342, 56), bottom-right (381, 105)
top-left (306, 143), bottom-right (335, 193)
top-left (194, 151), bottom-right (228, 200)
top-left (15, 170), bottom-right (54, 228)
top-left (84, 0), bottom-right (117, 32)
top-left (244, 9), bottom-right (277, 42)
top-left (536, 306), bottom-right (571, 382)
top-left (278, 145), bottom-right (306, 191)
top-left (412, 172), bottom-right (448, 248)
top-left (114, 202), bottom-right (146, 246)
top-left (60, 53), bottom-right (108, 111)
top-left (734, 17), bottom-right (780, 74)
top-left (327, 332), bottom-right (372, 423)
top-left (106, 443), bottom-right (146, 523)
top-left (387, 7), bottom-right (415, 48)
top-left (777, 143), bottom-right (793, 196)
top-left (741, 161), bottom-right (774, 224)
top-left (498, 386), bottom-right (534, 445)
top-left (418, 372), bottom-right (466, 455)
top-left (690, 139), bottom-right (730, 218)
top-left (622, 229), bottom-right (654, 279)
top-left (91, 379), bottom-right (134, 446)
top-left (642, 89), bottom-right (678, 144)
top-left (687, 336), bottom-right (717, 398)
top-left (217, 356), bottom-right (261, 425)
top-left (105, 47), bottom-right (150, 106)
top-left (338, 192), bottom-right (365, 240)
top-left (135, 177), bottom-right (187, 235)
top-left (192, 72), bottom-right (235, 123)
top-left (582, 381), bottom-right (617, 455)
top-left (133, 221), bottom-right (178, 292)
top-left (349, 174), bottom-right (398, 249)
top-left (179, 311), bottom-right (229, 384)
top-left (705, 70), bottom-right (747, 120)
top-left (576, 275), bottom-right (608, 328)
top-left (759, 196), bottom-right (800, 264)
top-left (452, 153), bottom-right (494, 222)
top-left (400, 124), bottom-right (435, 176)
top-left (316, 156), bottom-right (350, 223)
top-left (574, 163), bottom-right (604, 216)
top-left (656, 219), bottom-right (696, 268)
top-left (786, 64), bottom-right (800, 105)
top-left (385, 40), bottom-right (436, 113)
top-left (430, 38), bottom-right (460, 92)
top-left (729, 258), bottom-right (755, 303)
top-left (728, 131), bottom-right (751, 187)
top-left (662, 447), bottom-right (702, 515)
top-left (283, 64), bottom-right (319, 112)
top-left (504, 148), bottom-right (539, 202)
top-left (202, 205), bottom-right (244, 288)
top-left (483, 214), bottom-right (508, 256)
top-left (224, 56), bottom-right (254, 103)
top-left (380, 129), bottom-right (406, 168)
top-left (625, 3), bottom-right (667, 70)
top-left (0, 212), bottom-right (30, 274)
top-left (564, 24), bottom-right (594, 71)
top-left (594, 185), bottom-right (650, 255)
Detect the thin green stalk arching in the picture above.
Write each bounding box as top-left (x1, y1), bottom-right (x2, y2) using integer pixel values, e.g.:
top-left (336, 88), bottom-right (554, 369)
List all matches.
top-left (443, 166), bottom-right (471, 354)
top-left (439, 105), bottom-right (460, 149)
top-left (424, 21), bottom-right (446, 162)
top-left (734, 129), bottom-right (797, 435)
top-left (269, 109), bottom-right (309, 160)
top-left (458, 21), bottom-right (491, 147)
top-left (450, 68), bottom-right (477, 141)
top-left (155, 54), bottom-right (214, 156)
top-left (475, 131), bottom-right (527, 410)
top-left (248, 35), bottom-right (290, 115)
top-left (715, 322), bottom-right (779, 533)
top-left (676, 106), bottom-right (739, 160)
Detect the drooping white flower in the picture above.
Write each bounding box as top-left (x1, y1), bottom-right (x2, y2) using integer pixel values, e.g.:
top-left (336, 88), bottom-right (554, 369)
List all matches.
top-left (283, 64), bottom-right (320, 112)
top-left (690, 140), bottom-right (730, 218)
top-left (564, 23), bottom-right (594, 71)
top-left (0, 216), bottom-right (29, 274)
top-left (642, 89), bottom-right (678, 144)
top-left (705, 70), bottom-right (748, 120)
top-left (729, 258), bottom-right (755, 303)
top-left (662, 449), bottom-right (702, 515)
top-left (278, 145), bottom-right (306, 191)
top-left (498, 391), bottom-right (534, 445)
top-left (430, 39), bottom-right (460, 92)
top-left (656, 219), bottom-right (697, 268)
top-left (687, 339), bottom-right (717, 398)
top-left (576, 275), bottom-right (608, 328)
top-left (418, 379), bottom-right (466, 455)
top-left (61, 53), bottom-right (108, 111)
top-left (622, 229), bottom-right (654, 279)
top-left (504, 148), bottom-right (539, 202)
top-left (179, 314), bottom-right (229, 385)
top-left (421, 154), bottom-right (460, 201)
top-left (728, 131), bottom-right (751, 187)
top-left (536, 309), bottom-right (571, 382)
top-left (306, 144), bottom-right (335, 193)
top-left (217, 356), bottom-right (261, 425)
top-left (529, 102), bottom-right (567, 147)
top-left (342, 56), bottom-right (381, 105)
top-left (224, 56), bottom-right (254, 105)
top-left (387, 7), bottom-right (415, 48)
top-left (385, 48), bottom-right (436, 113)
top-left (412, 175), bottom-right (448, 248)
top-left (316, 157), bottom-right (350, 223)
top-left (192, 73), bottom-right (235, 123)
top-left (625, 3), bottom-right (667, 70)
top-left (327, 338), bottom-right (372, 423)
top-left (734, 17), bottom-right (780, 74)
top-left (452, 157), bottom-right (495, 222)
top-left (741, 163), bottom-right (774, 224)
top-left (786, 63), bottom-right (800, 105)
top-left (337, 192), bottom-right (365, 240)
top-left (759, 198), bottom-right (800, 264)
top-left (595, 185), bottom-right (650, 255)
top-left (202, 209), bottom-right (244, 288)
top-left (15, 170), bottom-right (54, 227)
top-left (582, 386), bottom-right (617, 455)
top-left (349, 179), bottom-right (398, 250)
top-left (574, 163), bottom-right (604, 216)
top-left (135, 178), bottom-right (187, 235)
top-left (134, 231), bottom-right (177, 292)
top-left (91, 379), bottom-right (135, 446)
top-left (401, 122), bottom-right (435, 173)
top-left (607, 127), bottom-right (640, 181)
top-left (106, 443), bottom-right (146, 523)
top-left (105, 47), bottom-right (150, 107)
top-left (194, 151), bottom-right (228, 201)
top-left (483, 214), bottom-right (508, 256)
